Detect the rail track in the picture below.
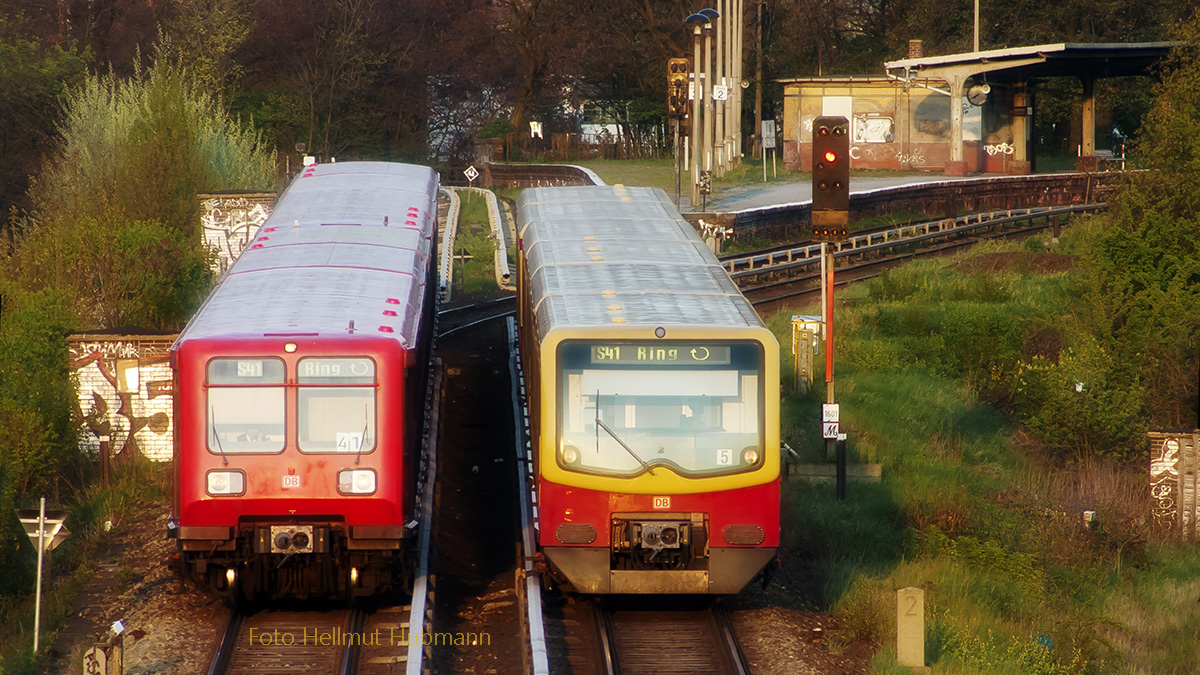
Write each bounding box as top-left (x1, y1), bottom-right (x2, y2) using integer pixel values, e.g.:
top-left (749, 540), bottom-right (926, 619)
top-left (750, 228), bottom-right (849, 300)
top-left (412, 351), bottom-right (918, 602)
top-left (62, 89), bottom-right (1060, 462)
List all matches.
top-left (438, 296), bottom-right (516, 338)
top-left (600, 600), bottom-right (749, 675)
top-left (207, 604), bottom-right (365, 675)
top-left (724, 203), bottom-right (1100, 278)
top-left (206, 364), bottom-right (443, 675)
top-left (739, 203), bottom-right (1104, 311)
top-left (541, 595), bottom-right (750, 675)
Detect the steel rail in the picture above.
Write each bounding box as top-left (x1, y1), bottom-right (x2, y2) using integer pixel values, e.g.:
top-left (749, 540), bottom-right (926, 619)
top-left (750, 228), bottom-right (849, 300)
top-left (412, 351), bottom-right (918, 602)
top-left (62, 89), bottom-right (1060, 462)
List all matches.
top-left (508, 317), bottom-right (551, 675)
top-left (205, 608), bottom-right (241, 675)
top-left (713, 603), bottom-right (751, 675)
top-left (725, 203), bottom-right (1103, 279)
top-left (744, 216), bottom-right (1080, 307)
top-left (207, 607), bottom-right (364, 675)
top-left (404, 362), bottom-right (443, 675)
top-left (596, 603), bottom-right (749, 675)
top-left (438, 310), bottom-right (515, 338)
top-left (438, 295), bottom-right (515, 316)
top-left (438, 188), bottom-right (460, 300)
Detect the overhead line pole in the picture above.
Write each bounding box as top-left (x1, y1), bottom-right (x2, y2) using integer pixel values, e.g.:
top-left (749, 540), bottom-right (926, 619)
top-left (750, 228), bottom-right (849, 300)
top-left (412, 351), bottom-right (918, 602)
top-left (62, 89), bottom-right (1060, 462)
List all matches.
top-left (715, 0), bottom-right (726, 178)
top-left (690, 22), bottom-right (703, 207)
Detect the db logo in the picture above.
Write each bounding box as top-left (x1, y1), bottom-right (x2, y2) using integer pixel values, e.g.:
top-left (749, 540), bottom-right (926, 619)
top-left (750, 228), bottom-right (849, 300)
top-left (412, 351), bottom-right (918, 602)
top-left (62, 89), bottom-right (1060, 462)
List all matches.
top-left (652, 496), bottom-right (671, 509)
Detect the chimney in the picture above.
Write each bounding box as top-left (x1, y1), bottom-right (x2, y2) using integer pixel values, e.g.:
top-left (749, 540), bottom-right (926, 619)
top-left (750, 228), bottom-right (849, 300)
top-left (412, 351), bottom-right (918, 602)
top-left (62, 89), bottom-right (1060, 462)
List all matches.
top-left (908, 40), bottom-right (923, 59)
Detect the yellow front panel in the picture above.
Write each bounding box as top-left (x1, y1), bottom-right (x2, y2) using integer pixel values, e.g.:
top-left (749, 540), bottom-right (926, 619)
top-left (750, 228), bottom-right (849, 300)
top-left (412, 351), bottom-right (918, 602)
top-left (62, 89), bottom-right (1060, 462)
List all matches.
top-left (537, 325), bottom-right (780, 495)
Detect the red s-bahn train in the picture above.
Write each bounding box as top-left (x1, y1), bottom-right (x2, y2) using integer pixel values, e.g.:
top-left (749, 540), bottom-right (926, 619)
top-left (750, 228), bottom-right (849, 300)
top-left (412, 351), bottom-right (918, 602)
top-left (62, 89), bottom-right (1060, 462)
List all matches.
top-left (168, 161), bottom-right (438, 601)
top-left (517, 185), bottom-right (781, 594)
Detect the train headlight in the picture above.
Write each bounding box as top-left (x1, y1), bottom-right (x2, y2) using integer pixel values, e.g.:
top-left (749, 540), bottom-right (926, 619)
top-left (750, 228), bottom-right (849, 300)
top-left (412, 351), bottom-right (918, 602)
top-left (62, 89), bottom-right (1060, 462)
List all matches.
top-left (742, 448), bottom-right (760, 465)
top-left (206, 470), bottom-right (245, 496)
top-left (562, 446), bottom-right (580, 465)
top-left (338, 468), bottom-right (376, 495)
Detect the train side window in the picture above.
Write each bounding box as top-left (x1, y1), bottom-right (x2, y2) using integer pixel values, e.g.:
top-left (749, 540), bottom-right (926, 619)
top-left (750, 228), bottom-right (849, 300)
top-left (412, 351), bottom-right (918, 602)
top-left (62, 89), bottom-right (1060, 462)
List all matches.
top-left (206, 358), bottom-right (286, 454)
top-left (296, 357), bottom-right (377, 454)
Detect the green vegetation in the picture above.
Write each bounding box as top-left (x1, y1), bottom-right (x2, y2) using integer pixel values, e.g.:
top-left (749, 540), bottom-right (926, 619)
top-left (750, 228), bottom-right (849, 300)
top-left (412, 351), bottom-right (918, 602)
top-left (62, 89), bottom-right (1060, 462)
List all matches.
top-left (0, 458), bottom-right (169, 675)
top-left (771, 230), bottom-right (1197, 672)
top-left (10, 61), bottom-right (275, 330)
top-left (446, 188), bottom-right (513, 299)
top-left (568, 158), bottom-right (679, 193)
top-left (762, 26), bottom-right (1199, 672)
top-left (0, 59), bottom-right (276, 669)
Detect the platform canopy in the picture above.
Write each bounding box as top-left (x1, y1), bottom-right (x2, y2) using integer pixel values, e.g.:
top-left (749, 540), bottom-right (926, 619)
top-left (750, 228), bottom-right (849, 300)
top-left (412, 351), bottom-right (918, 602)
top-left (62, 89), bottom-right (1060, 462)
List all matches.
top-left (883, 42), bottom-right (1179, 173)
top-left (884, 42), bottom-right (1177, 83)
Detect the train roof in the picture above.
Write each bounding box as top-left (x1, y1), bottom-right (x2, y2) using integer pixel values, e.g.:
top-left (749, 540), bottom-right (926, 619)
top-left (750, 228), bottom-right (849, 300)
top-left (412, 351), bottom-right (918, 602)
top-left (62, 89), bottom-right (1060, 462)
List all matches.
top-left (175, 162), bottom-right (439, 348)
top-left (518, 186), bottom-right (764, 337)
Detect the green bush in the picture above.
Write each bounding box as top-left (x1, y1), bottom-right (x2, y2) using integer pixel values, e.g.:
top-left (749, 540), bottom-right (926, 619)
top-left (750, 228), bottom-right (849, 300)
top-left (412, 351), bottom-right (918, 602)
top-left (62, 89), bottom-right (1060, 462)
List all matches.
top-left (14, 60), bottom-right (275, 330)
top-left (0, 283), bottom-right (79, 502)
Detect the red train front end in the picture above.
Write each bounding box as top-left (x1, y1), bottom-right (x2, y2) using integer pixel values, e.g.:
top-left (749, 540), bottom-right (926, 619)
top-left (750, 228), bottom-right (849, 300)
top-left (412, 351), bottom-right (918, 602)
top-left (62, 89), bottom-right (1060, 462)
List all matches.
top-left (170, 337), bottom-right (422, 600)
top-left (538, 479), bottom-right (780, 594)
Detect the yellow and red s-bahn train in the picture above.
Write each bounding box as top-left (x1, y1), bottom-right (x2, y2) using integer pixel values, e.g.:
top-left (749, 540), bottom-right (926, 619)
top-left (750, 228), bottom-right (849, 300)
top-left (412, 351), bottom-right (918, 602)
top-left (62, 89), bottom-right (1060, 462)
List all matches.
top-left (168, 162), bottom-right (438, 601)
top-left (517, 185), bottom-right (780, 594)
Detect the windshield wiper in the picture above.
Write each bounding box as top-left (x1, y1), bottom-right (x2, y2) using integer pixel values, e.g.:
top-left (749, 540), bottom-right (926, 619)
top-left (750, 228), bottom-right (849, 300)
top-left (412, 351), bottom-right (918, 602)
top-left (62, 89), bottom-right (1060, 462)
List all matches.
top-left (595, 415), bottom-right (656, 476)
top-left (209, 405), bottom-right (228, 466)
top-left (355, 408), bottom-right (368, 465)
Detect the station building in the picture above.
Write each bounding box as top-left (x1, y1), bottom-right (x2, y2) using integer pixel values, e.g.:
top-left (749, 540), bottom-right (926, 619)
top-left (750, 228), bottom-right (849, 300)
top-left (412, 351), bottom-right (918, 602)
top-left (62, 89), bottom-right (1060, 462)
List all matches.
top-left (780, 41), bottom-right (1174, 176)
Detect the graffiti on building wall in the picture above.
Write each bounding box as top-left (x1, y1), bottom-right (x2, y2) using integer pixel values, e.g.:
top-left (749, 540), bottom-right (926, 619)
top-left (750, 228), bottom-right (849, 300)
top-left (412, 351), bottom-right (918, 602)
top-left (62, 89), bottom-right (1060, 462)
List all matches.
top-left (985, 142), bottom-right (1015, 156)
top-left (849, 145), bottom-right (927, 166)
top-left (782, 141), bottom-right (799, 167)
top-left (853, 115), bottom-right (894, 143)
top-left (68, 336), bottom-right (177, 463)
top-left (200, 194), bottom-right (274, 275)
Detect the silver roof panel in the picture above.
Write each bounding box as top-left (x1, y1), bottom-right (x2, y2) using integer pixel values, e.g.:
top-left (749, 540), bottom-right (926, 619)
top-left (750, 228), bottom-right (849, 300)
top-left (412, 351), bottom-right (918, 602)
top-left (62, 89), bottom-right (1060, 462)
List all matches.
top-left (518, 186), bottom-right (763, 334)
top-left (176, 162), bottom-right (438, 346)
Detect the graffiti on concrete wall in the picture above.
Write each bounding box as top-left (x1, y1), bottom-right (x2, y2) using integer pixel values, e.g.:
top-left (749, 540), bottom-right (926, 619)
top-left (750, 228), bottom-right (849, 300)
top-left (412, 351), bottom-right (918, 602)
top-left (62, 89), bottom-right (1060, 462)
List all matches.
top-left (1149, 431), bottom-right (1199, 539)
top-left (199, 193), bottom-right (275, 275)
top-left (853, 115), bottom-right (894, 143)
top-left (1150, 437), bottom-right (1179, 526)
top-left (68, 335), bottom-right (177, 462)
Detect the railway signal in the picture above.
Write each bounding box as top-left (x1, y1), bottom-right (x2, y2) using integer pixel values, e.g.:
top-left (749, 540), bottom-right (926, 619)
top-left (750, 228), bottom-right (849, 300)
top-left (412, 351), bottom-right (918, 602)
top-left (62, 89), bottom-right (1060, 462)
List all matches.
top-left (667, 58), bottom-right (690, 118)
top-left (811, 115), bottom-right (849, 242)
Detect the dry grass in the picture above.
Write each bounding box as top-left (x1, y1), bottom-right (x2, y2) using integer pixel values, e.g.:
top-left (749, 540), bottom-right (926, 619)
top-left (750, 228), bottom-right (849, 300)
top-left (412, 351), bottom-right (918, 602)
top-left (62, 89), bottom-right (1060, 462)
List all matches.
top-left (1102, 575), bottom-right (1200, 674)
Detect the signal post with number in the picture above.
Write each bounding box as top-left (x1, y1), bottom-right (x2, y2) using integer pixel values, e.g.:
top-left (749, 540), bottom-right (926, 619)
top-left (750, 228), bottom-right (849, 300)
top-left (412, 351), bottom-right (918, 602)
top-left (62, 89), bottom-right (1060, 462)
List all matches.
top-left (811, 116), bottom-right (851, 495)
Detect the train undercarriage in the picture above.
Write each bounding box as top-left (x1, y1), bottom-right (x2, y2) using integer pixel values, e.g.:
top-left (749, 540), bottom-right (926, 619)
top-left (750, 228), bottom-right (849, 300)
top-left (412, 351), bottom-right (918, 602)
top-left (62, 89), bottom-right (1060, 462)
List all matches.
top-left (543, 513), bottom-right (776, 594)
top-left (168, 518), bottom-right (412, 602)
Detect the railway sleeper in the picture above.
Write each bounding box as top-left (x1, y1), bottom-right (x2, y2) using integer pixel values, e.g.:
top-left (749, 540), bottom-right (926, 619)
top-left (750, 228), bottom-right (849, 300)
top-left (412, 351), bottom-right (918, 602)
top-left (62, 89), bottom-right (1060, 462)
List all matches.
top-left (170, 522), bottom-right (411, 602)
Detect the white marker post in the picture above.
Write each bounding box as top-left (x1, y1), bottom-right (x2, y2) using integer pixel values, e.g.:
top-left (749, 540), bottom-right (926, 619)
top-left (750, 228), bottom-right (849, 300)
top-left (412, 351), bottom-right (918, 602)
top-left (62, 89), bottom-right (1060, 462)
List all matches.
top-left (897, 587), bottom-right (927, 671)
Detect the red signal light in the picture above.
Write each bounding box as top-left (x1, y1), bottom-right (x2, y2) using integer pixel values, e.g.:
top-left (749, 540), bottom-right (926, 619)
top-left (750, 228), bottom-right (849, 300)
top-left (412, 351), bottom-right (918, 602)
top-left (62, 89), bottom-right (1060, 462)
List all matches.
top-left (824, 150), bottom-right (838, 163)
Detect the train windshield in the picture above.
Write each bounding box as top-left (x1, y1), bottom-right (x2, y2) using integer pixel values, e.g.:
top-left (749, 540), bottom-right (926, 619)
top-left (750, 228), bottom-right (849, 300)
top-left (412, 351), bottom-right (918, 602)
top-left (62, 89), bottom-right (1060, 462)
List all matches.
top-left (206, 358), bottom-right (286, 454)
top-left (297, 358), bottom-right (377, 454)
top-left (557, 341), bottom-right (763, 477)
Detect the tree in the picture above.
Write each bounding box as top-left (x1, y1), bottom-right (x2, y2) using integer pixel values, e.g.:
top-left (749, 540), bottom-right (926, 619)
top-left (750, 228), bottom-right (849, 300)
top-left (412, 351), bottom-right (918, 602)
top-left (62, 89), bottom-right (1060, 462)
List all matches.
top-left (1084, 24), bottom-right (1200, 431)
top-left (155, 0), bottom-right (254, 96)
top-left (0, 13), bottom-right (89, 219)
top-left (234, 0), bottom-right (436, 161)
top-left (1014, 25), bottom-right (1200, 457)
top-left (11, 60), bottom-right (276, 330)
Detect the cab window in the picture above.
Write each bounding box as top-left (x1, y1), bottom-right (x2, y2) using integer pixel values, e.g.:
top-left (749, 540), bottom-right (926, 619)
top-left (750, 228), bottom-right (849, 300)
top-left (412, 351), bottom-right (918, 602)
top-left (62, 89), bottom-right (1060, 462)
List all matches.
top-left (206, 358), bottom-right (286, 454)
